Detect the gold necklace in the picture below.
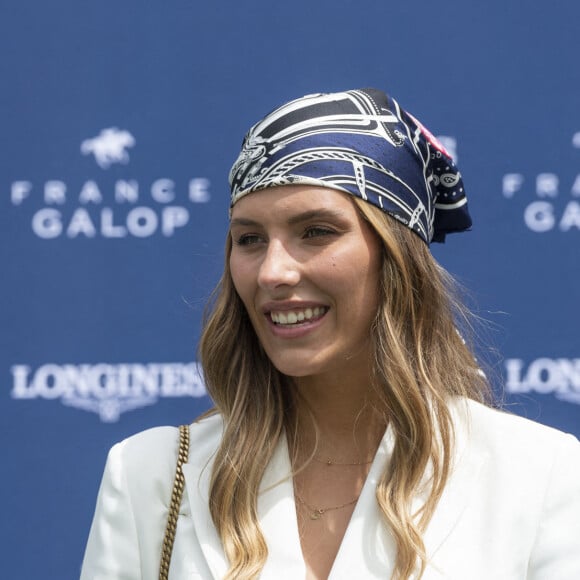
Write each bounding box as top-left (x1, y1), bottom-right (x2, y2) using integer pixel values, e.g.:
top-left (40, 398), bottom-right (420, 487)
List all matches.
top-left (313, 456), bottom-right (373, 466)
top-left (295, 492), bottom-right (359, 520)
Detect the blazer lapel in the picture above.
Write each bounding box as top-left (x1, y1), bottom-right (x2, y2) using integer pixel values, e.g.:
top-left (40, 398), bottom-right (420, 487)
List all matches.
top-left (328, 425), bottom-right (398, 579)
top-left (421, 400), bottom-right (488, 575)
top-left (182, 417), bottom-right (305, 580)
top-left (182, 416), bottom-right (229, 580)
top-left (329, 399), bottom-right (486, 579)
top-left (257, 435), bottom-right (306, 579)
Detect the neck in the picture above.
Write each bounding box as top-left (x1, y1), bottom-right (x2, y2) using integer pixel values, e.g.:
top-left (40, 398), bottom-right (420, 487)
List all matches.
top-left (291, 371), bottom-right (387, 464)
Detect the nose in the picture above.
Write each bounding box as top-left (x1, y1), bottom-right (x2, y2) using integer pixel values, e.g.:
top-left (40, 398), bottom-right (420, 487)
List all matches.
top-left (257, 239), bottom-right (301, 290)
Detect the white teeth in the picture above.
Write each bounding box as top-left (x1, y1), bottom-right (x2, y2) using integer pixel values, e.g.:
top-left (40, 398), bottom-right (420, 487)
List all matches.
top-left (270, 307), bottom-right (327, 325)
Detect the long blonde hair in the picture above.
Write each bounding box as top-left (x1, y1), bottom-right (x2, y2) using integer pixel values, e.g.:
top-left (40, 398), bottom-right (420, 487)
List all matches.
top-left (199, 197), bottom-right (491, 579)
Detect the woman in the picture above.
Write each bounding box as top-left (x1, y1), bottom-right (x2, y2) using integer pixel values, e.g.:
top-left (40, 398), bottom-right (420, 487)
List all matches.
top-left (81, 89), bottom-right (580, 580)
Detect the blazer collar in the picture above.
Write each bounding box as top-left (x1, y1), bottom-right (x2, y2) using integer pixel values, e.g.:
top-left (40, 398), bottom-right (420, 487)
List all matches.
top-left (329, 400), bottom-right (488, 579)
top-left (182, 401), bottom-right (486, 579)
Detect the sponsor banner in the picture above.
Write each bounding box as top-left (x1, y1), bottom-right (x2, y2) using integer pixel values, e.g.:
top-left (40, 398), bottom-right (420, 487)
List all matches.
top-left (505, 358), bottom-right (580, 405)
top-left (501, 132), bottom-right (580, 234)
top-left (10, 362), bottom-right (207, 422)
top-left (8, 127), bottom-right (211, 240)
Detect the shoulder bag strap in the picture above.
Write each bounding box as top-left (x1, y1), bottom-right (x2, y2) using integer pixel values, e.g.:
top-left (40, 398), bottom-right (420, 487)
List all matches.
top-left (159, 424), bottom-right (190, 580)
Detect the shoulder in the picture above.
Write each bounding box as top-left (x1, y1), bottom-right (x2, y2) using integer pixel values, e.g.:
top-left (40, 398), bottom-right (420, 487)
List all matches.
top-left (82, 416), bottom-right (224, 578)
top-left (117, 412), bottom-right (223, 456)
top-left (452, 398), bottom-right (580, 480)
top-left (459, 398), bottom-right (579, 448)
top-left (452, 400), bottom-right (580, 576)
top-left (106, 413), bottom-right (224, 496)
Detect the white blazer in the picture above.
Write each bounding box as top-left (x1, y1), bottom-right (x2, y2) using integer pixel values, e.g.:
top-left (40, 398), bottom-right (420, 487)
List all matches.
top-left (80, 399), bottom-right (580, 579)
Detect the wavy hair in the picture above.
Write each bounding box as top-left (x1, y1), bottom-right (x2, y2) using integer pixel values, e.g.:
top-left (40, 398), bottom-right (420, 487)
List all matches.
top-left (199, 197), bottom-right (491, 579)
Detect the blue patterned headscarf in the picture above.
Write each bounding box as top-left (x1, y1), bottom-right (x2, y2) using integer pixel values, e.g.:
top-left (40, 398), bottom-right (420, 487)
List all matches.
top-left (229, 88), bottom-right (471, 244)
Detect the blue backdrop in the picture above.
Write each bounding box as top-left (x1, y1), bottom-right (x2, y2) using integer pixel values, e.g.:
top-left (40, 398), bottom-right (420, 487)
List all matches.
top-left (1, 1), bottom-right (579, 578)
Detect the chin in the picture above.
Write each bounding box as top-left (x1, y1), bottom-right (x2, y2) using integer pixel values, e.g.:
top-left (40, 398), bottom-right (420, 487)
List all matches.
top-left (270, 362), bottom-right (313, 378)
top-left (266, 353), bottom-right (332, 379)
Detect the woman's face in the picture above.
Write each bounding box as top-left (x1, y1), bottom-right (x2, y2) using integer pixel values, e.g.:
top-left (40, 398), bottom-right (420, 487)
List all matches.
top-left (229, 185), bottom-right (382, 381)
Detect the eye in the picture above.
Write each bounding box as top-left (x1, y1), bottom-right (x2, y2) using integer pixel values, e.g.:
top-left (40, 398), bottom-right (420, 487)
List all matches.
top-left (303, 226), bottom-right (337, 239)
top-left (233, 233), bottom-right (264, 246)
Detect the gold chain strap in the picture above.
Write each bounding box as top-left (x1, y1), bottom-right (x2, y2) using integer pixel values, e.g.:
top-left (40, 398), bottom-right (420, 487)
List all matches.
top-left (159, 424), bottom-right (190, 580)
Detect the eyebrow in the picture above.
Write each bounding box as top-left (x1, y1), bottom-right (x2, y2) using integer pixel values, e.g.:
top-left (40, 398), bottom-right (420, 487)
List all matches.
top-left (230, 208), bottom-right (347, 228)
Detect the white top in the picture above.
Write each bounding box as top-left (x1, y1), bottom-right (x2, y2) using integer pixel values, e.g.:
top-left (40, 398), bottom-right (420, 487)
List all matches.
top-left (80, 399), bottom-right (580, 579)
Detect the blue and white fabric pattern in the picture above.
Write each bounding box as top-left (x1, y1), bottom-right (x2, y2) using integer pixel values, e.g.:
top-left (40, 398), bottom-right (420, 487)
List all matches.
top-left (229, 88), bottom-right (472, 244)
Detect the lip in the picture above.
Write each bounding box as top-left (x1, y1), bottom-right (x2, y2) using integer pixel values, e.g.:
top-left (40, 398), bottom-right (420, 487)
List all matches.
top-left (259, 300), bottom-right (329, 339)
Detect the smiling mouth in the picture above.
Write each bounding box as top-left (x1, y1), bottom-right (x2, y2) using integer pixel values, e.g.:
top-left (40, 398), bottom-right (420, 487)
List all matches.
top-left (269, 306), bottom-right (328, 326)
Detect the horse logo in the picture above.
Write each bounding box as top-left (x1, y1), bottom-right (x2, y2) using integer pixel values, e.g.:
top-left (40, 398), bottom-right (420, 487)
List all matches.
top-left (81, 127), bottom-right (135, 169)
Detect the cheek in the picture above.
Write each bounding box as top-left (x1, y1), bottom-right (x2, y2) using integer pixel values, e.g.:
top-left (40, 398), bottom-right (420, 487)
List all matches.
top-left (328, 265), bottom-right (377, 325)
top-left (229, 257), bottom-right (251, 299)
top-left (229, 260), bottom-right (262, 330)
top-left (348, 253), bottom-right (381, 318)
